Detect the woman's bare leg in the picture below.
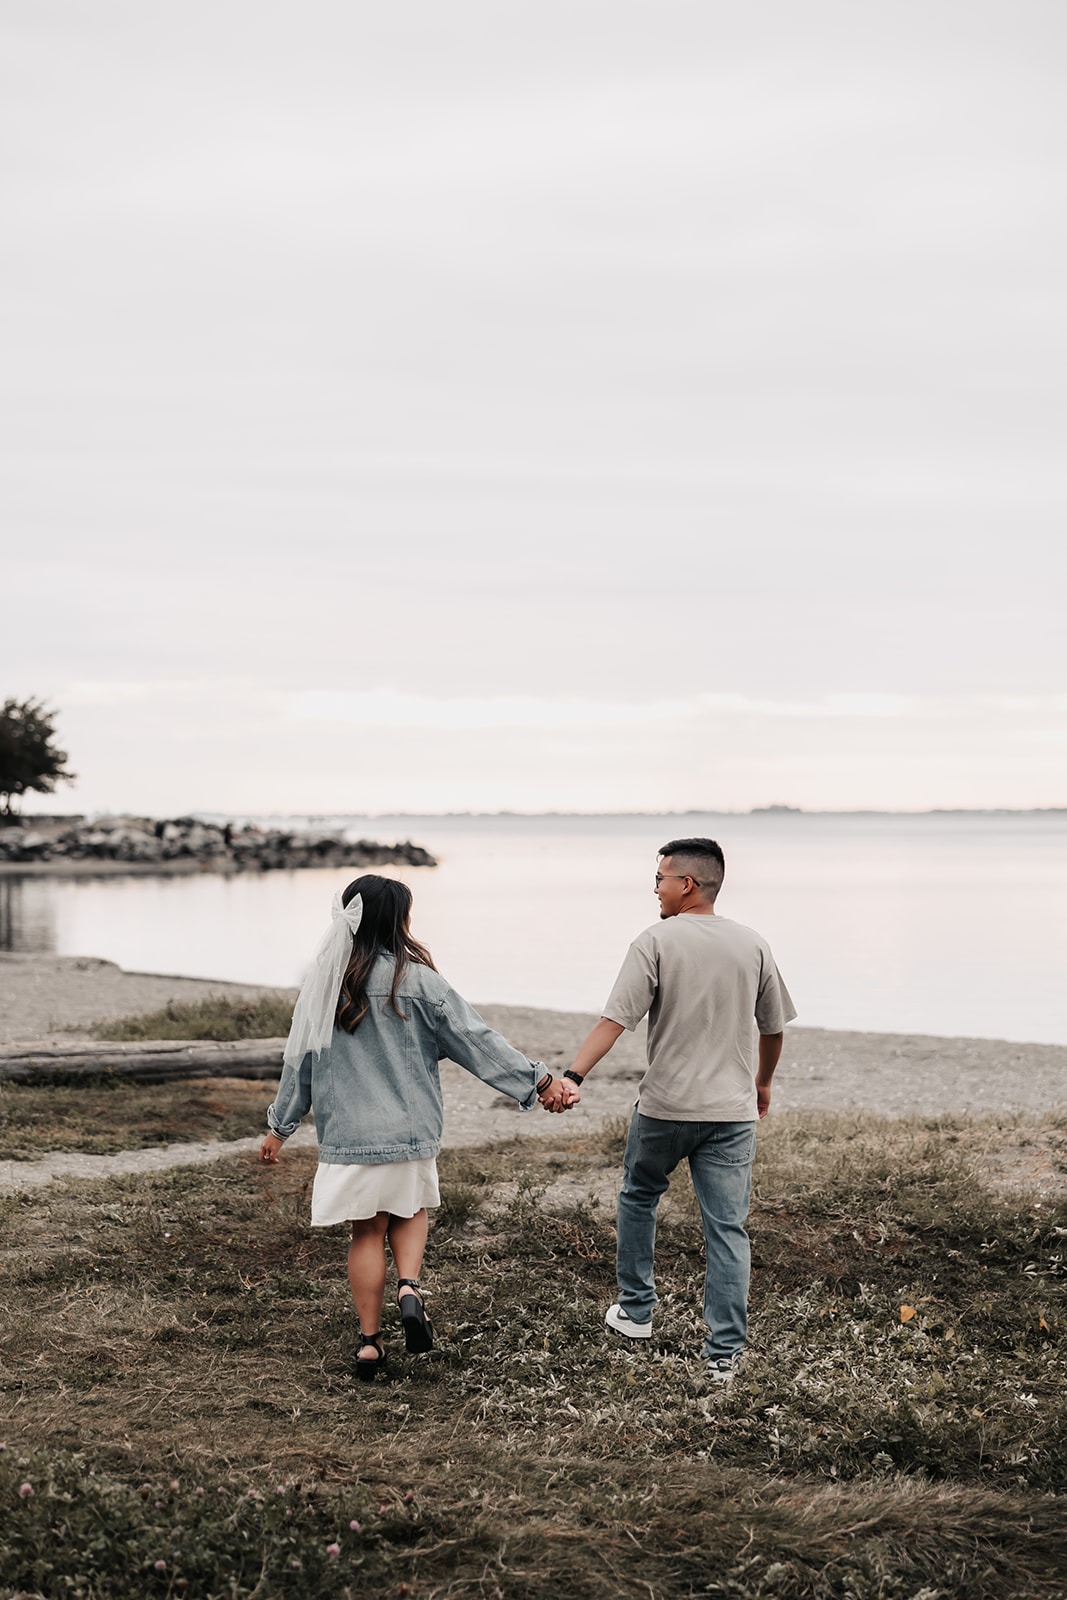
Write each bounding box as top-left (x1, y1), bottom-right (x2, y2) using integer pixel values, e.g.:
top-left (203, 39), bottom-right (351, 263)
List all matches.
top-left (349, 1213), bottom-right (390, 1359)
top-left (387, 1208), bottom-right (429, 1295)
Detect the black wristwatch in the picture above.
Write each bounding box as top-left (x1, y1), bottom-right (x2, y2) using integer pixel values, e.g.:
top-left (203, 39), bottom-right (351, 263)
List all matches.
top-left (563, 1070), bottom-right (584, 1087)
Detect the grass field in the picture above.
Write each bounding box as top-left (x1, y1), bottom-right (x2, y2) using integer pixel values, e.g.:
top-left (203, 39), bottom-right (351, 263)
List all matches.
top-left (0, 1076), bottom-right (279, 1160)
top-left (2, 1106), bottom-right (1065, 1598)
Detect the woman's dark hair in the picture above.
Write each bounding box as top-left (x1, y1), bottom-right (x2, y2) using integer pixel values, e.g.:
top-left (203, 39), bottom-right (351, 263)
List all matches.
top-left (336, 875), bottom-right (436, 1032)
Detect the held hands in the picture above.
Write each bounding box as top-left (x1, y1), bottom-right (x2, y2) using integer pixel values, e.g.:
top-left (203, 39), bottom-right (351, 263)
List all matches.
top-left (538, 1075), bottom-right (581, 1113)
top-left (259, 1132), bottom-right (285, 1163)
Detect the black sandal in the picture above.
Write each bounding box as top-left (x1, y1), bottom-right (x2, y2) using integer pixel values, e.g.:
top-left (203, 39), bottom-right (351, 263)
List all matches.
top-left (397, 1278), bottom-right (434, 1353)
top-left (355, 1331), bottom-right (387, 1382)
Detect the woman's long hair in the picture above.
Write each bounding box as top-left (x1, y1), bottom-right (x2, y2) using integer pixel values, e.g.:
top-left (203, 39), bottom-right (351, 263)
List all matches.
top-left (335, 875), bottom-right (436, 1032)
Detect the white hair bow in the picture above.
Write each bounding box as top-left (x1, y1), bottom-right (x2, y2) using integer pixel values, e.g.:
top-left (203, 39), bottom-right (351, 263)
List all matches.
top-left (282, 891), bottom-right (364, 1068)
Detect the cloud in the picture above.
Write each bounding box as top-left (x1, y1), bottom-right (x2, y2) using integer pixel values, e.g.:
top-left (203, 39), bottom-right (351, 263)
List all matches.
top-left (286, 688), bottom-right (1067, 731)
top-left (287, 690), bottom-right (697, 731)
top-left (62, 681), bottom-right (205, 706)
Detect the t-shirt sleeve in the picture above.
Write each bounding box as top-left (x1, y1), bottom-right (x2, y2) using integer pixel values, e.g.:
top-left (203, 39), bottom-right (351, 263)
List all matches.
top-left (754, 949), bottom-right (798, 1034)
top-left (601, 933), bottom-right (658, 1030)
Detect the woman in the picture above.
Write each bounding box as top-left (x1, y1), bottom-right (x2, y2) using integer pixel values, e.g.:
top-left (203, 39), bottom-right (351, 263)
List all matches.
top-left (259, 874), bottom-right (571, 1380)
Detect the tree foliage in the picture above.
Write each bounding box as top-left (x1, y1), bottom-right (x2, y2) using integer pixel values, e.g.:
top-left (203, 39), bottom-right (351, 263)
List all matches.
top-left (0, 697), bottom-right (76, 816)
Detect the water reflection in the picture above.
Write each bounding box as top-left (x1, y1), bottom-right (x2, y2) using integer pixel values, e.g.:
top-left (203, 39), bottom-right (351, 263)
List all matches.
top-left (1, 813), bottom-right (1065, 1043)
top-left (0, 876), bottom-right (58, 953)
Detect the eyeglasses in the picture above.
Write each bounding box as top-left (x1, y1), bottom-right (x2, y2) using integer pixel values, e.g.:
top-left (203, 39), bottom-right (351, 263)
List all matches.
top-left (655, 872), bottom-right (701, 887)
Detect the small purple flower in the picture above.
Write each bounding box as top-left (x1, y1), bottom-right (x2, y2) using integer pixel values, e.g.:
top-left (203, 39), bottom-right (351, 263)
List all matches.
top-left (349, 1519), bottom-right (361, 1531)
top-left (326, 1542), bottom-right (341, 1559)
top-left (290, 1558), bottom-right (301, 1570)
top-left (276, 1485), bottom-right (286, 1495)
top-left (169, 1479), bottom-right (180, 1492)
top-left (154, 1559), bottom-right (167, 1571)
top-left (194, 1487), bottom-right (205, 1497)
top-left (155, 1500), bottom-right (164, 1508)
top-left (19, 1482), bottom-right (33, 1498)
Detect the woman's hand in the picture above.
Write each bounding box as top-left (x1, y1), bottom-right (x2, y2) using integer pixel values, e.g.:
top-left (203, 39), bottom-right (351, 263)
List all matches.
top-left (259, 1131), bottom-right (285, 1163)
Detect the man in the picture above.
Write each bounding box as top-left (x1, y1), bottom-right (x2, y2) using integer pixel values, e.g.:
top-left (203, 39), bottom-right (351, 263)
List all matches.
top-left (562, 837), bottom-right (795, 1380)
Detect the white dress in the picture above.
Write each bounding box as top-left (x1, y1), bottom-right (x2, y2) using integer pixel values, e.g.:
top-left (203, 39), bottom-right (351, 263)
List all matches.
top-left (310, 1157), bottom-right (440, 1227)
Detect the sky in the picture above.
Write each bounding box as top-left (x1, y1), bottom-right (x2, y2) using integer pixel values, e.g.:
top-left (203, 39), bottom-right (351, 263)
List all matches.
top-left (3, 0), bottom-right (1066, 816)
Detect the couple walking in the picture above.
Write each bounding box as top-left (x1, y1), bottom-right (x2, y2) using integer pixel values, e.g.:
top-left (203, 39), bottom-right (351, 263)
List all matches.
top-left (259, 837), bottom-right (795, 1382)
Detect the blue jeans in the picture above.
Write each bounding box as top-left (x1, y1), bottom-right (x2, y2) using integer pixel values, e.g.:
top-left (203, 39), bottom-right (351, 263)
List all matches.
top-left (616, 1110), bottom-right (756, 1362)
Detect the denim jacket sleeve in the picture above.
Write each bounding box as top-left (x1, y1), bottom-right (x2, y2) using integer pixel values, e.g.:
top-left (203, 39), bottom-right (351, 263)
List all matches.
top-left (266, 1051), bottom-right (313, 1138)
top-left (436, 989), bottom-right (544, 1110)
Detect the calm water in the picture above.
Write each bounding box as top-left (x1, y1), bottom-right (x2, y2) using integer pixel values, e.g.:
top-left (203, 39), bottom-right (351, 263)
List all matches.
top-left (3, 812), bottom-right (1066, 1045)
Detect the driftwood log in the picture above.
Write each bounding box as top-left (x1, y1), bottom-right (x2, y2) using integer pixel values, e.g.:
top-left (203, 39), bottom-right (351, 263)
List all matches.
top-left (0, 1038), bottom-right (287, 1084)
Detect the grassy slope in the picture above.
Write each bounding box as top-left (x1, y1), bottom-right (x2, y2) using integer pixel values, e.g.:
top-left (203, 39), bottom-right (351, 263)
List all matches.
top-left (1, 1112), bottom-right (1065, 1599)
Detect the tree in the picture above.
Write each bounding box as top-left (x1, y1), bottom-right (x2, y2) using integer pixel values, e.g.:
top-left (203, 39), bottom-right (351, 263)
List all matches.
top-left (0, 698), bottom-right (76, 818)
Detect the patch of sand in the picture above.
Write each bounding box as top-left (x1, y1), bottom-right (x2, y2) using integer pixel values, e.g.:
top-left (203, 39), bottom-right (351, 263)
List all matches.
top-left (1, 956), bottom-right (1064, 1195)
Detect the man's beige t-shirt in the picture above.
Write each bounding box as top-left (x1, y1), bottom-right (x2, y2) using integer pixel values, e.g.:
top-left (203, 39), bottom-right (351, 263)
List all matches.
top-left (601, 914), bottom-right (797, 1122)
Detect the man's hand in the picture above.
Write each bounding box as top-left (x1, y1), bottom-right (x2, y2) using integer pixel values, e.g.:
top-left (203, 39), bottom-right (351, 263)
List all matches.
top-left (259, 1131), bottom-right (285, 1163)
top-left (755, 1031), bottom-right (783, 1121)
top-left (538, 1076), bottom-right (580, 1112)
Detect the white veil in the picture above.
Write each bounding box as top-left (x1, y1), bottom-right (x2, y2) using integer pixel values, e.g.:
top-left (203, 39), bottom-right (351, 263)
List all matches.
top-left (282, 890), bottom-right (364, 1068)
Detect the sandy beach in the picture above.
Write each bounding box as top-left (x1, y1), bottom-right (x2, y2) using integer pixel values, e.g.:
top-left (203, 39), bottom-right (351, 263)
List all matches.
top-left (3, 953), bottom-right (1065, 1122)
top-left (1, 951), bottom-right (1065, 1231)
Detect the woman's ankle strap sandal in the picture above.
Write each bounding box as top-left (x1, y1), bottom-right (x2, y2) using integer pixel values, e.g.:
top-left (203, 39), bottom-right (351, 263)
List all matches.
top-left (355, 1331), bottom-right (387, 1382)
top-left (397, 1278), bottom-right (434, 1354)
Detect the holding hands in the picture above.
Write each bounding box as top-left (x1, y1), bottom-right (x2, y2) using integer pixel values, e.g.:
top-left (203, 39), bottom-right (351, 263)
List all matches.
top-left (534, 1017), bottom-right (621, 1114)
top-left (537, 1072), bottom-right (581, 1113)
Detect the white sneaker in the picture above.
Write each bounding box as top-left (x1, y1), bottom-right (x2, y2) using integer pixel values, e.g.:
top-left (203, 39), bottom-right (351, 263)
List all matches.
top-left (604, 1303), bottom-right (652, 1339)
top-left (705, 1357), bottom-right (736, 1383)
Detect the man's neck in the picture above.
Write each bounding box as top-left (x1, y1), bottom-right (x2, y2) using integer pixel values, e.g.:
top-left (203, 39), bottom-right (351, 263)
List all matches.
top-left (676, 902), bottom-right (716, 917)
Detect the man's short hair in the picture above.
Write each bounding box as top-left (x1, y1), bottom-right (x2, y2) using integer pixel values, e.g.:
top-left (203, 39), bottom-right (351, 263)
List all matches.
top-left (659, 837), bottom-right (725, 902)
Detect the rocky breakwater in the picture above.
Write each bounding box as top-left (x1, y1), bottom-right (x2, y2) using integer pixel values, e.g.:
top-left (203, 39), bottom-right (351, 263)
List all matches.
top-left (0, 816), bottom-right (437, 874)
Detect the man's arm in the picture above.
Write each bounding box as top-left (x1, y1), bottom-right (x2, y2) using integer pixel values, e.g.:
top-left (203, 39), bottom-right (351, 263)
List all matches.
top-left (755, 1031), bottom-right (783, 1120)
top-left (566, 1017), bottom-right (626, 1085)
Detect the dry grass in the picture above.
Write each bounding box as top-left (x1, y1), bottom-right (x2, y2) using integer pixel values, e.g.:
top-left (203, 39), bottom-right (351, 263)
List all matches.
top-left (1, 1111), bottom-right (1065, 1598)
top-left (0, 1077), bottom-right (278, 1160)
top-left (86, 994), bottom-right (294, 1043)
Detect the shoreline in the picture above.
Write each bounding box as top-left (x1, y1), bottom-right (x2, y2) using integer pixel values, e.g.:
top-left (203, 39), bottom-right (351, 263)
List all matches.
top-left (1, 955), bottom-right (1064, 1120)
top-left (2, 954), bottom-right (1065, 1194)
top-left (0, 855), bottom-right (438, 879)
top-left (0, 858), bottom-right (271, 878)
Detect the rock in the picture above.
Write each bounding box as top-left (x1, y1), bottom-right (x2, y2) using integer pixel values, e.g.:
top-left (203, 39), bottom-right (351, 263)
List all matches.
top-left (0, 816), bottom-right (437, 874)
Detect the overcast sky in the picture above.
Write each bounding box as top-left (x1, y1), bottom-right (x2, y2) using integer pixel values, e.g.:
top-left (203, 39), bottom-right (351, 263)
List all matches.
top-left (4, 0), bottom-right (1065, 814)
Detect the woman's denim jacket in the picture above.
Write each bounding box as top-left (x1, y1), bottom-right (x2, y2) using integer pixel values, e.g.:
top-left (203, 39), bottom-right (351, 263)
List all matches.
top-left (266, 954), bottom-right (545, 1164)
